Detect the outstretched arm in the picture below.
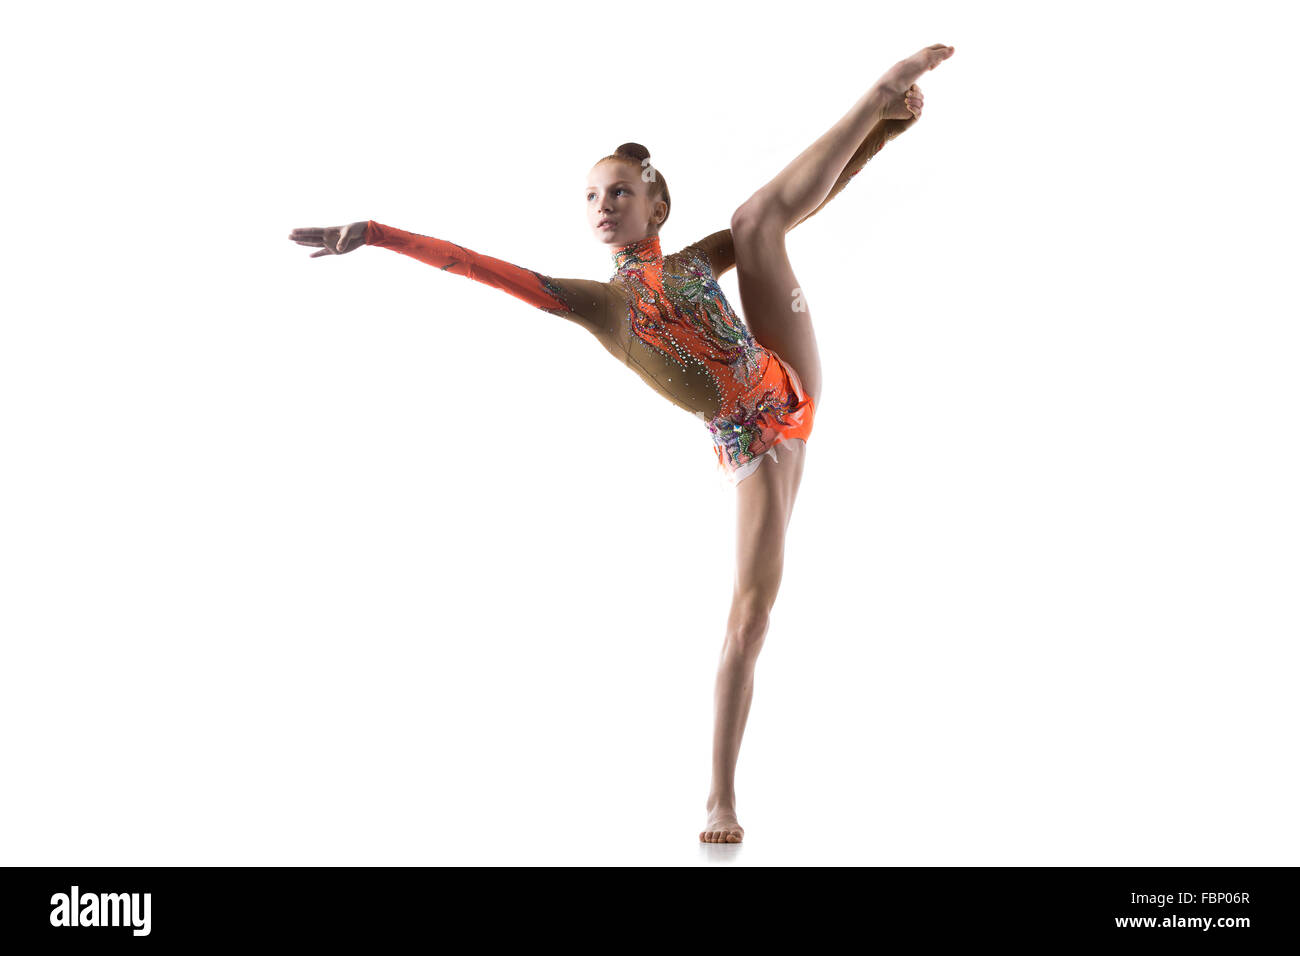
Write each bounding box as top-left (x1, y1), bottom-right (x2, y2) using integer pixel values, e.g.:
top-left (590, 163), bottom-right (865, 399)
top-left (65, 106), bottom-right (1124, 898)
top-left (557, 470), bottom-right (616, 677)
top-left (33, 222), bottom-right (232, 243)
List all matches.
top-left (362, 221), bottom-right (610, 330)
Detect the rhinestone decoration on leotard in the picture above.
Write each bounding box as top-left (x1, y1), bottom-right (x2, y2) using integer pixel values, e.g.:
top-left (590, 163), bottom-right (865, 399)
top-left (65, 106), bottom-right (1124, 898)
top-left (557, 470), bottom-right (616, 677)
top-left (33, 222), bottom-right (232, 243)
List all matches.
top-left (609, 233), bottom-right (814, 474)
top-left (612, 235), bottom-right (763, 398)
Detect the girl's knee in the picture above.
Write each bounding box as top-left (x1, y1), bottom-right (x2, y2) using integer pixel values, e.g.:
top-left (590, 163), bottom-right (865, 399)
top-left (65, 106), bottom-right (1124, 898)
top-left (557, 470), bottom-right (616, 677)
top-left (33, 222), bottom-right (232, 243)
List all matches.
top-left (725, 603), bottom-right (771, 656)
top-left (729, 204), bottom-right (757, 236)
top-left (730, 197), bottom-right (786, 237)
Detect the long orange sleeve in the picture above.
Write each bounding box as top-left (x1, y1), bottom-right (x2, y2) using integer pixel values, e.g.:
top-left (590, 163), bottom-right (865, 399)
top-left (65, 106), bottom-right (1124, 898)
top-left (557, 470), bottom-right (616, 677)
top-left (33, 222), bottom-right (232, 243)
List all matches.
top-left (364, 220), bottom-right (576, 317)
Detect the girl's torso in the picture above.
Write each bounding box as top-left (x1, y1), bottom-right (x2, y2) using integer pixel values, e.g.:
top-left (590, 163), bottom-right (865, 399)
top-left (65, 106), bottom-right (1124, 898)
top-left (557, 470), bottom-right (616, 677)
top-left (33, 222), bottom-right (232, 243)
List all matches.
top-left (596, 234), bottom-right (781, 424)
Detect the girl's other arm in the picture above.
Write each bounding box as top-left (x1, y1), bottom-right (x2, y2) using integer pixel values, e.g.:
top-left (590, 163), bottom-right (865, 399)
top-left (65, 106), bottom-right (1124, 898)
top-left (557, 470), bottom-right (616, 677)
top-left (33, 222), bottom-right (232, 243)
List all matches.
top-left (362, 221), bottom-right (610, 329)
top-left (288, 221), bottom-right (610, 332)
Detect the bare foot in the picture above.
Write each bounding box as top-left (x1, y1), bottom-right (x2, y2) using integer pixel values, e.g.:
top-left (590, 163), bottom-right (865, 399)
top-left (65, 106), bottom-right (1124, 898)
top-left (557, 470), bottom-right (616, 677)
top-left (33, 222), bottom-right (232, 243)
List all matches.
top-left (877, 43), bottom-right (955, 99)
top-left (700, 806), bottom-right (745, 844)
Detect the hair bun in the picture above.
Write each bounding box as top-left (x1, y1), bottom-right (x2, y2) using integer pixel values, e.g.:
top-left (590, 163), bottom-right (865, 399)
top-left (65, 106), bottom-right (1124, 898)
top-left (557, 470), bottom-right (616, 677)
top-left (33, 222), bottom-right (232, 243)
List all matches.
top-left (614, 142), bottom-right (651, 162)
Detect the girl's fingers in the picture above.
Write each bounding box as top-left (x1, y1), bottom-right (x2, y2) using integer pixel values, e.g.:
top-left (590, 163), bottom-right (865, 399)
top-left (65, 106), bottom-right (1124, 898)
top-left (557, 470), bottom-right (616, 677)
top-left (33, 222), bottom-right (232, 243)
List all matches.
top-left (291, 225), bottom-right (362, 255)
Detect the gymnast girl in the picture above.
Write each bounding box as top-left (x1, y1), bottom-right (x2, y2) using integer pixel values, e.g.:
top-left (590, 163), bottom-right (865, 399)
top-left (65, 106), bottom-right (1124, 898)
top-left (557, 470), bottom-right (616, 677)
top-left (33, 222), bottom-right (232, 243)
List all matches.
top-left (290, 43), bottom-right (955, 844)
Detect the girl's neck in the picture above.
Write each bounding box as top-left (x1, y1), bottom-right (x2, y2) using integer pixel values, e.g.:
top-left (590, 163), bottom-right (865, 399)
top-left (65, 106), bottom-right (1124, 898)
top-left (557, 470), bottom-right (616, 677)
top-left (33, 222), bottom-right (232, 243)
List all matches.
top-left (611, 232), bottom-right (663, 272)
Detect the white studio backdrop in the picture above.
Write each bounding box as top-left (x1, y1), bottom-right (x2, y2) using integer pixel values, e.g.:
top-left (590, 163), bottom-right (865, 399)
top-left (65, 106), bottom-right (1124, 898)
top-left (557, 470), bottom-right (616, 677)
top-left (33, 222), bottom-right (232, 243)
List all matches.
top-left (1, 1), bottom-right (1296, 865)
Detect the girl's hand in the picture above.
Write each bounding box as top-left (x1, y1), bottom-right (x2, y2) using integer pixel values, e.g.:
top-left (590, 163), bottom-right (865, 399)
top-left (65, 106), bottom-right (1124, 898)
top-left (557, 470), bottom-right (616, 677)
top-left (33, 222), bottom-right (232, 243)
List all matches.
top-left (288, 221), bottom-right (369, 257)
top-left (881, 84), bottom-right (923, 123)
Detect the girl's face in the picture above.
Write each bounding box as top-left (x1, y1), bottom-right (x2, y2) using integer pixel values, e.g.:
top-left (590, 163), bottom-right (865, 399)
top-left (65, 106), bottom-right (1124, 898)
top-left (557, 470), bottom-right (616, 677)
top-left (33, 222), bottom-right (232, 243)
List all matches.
top-left (586, 160), bottom-right (665, 246)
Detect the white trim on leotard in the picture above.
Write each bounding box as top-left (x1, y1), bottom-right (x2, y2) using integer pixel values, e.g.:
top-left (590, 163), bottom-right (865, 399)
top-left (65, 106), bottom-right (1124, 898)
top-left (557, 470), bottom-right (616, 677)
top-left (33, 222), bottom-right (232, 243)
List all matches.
top-left (716, 437), bottom-right (807, 487)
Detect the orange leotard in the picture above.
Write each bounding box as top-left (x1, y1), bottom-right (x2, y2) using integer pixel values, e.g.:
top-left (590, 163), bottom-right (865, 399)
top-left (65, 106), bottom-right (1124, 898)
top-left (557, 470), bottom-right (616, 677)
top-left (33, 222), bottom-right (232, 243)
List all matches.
top-left (364, 220), bottom-right (815, 483)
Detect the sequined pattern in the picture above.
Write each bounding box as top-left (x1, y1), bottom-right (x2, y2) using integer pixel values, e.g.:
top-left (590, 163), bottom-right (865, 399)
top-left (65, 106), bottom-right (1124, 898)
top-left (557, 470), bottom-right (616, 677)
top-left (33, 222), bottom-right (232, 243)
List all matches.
top-left (609, 234), bottom-right (815, 478)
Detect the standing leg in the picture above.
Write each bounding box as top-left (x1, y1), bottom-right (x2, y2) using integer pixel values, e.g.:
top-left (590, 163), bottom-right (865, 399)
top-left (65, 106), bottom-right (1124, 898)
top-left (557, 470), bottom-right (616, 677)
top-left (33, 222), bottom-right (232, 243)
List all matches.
top-left (702, 438), bottom-right (808, 843)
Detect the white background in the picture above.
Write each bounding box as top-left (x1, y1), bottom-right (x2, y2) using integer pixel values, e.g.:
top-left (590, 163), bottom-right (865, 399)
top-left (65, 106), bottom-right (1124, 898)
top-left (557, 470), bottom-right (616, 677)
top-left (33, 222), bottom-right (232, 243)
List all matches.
top-left (2, 0), bottom-right (1296, 866)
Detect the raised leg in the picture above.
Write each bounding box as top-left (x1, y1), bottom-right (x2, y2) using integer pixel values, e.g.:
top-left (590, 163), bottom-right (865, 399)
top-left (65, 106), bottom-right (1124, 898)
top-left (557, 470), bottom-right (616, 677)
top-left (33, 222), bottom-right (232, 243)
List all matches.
top-left (701, 436), bottom-right (809, 844)
top-left (729, 44), bottom-right (954, 403)
top-left (742, 45), bottom-right (954, 231)
top-left (792, 98), bottom-right (925, 231)
top-left (729, 219), bottom-right (825, 405)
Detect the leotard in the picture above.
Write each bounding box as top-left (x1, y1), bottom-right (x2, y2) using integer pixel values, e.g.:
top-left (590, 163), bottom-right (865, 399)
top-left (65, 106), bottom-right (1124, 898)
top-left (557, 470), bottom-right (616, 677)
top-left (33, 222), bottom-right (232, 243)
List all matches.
top-left (363, 221), bottom-right (815, 483)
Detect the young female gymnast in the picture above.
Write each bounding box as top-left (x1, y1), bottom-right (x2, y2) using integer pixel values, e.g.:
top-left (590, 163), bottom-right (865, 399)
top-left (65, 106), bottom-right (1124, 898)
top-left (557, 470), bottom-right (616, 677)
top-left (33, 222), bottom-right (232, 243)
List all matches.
top-left (290, 43), bottom-right (955, 844)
